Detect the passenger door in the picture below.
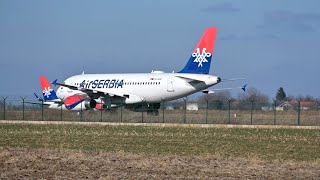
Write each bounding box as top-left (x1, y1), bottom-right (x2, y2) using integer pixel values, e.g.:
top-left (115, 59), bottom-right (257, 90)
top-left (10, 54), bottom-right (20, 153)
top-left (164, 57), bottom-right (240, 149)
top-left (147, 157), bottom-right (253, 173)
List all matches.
top-left (167, 77), bottom-right (174, 92)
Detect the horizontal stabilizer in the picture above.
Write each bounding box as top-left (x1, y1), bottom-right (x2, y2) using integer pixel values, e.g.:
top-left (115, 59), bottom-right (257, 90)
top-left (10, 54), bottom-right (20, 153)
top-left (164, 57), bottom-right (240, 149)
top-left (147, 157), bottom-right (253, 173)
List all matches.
top-left (221, 78), bottom-right (246, 82)
top-left (242, 84), bottom-right (247, 92)
top-left (51, 79), bottom-right (58, 87)
top-left (34, 93), bottom-right (43, 101)
top-left (202, 84), bottom-right (247, 93)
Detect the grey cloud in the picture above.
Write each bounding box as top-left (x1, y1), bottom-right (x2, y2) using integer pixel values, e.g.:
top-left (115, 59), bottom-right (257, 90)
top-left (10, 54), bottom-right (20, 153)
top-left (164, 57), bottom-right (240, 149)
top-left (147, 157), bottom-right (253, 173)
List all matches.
top-left (258, 10), bottom-right (320, 33)
top-left (218, 34), bottom-right (239, 40)
top-left (220, 33), bottom-right (281, 41)
top-left (202, 2), bottom-right (239, 13)
top-left (263, 34), bottom-right (279, 39)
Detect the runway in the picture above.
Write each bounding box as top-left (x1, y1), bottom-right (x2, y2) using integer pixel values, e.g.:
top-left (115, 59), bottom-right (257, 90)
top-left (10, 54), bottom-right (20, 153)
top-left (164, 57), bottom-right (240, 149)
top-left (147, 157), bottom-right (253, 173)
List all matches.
top-left (1, 120), bottom-right (320, 129)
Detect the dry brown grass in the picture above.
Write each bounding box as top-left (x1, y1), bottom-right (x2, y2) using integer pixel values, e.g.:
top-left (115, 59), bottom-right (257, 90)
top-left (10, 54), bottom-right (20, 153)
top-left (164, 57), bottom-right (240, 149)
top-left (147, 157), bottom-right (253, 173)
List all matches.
top-left (0, 148), bottom-right (319, 179)
top-left (0, 123), bottom-right (320, 179)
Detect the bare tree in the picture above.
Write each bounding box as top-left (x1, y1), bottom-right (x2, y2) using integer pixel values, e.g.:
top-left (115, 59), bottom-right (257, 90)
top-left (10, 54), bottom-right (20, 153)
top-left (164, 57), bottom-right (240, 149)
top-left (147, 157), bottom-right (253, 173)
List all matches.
top-left (235, 87), bottom-right (270, 110)
top-left (199, 91), bottom-right (232, 110)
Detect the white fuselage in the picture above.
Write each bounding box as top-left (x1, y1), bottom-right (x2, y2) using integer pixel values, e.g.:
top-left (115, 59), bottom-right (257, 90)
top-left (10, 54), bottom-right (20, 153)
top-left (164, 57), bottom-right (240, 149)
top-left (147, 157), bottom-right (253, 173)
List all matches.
top-left (56, 72), bottom-right (220, 105)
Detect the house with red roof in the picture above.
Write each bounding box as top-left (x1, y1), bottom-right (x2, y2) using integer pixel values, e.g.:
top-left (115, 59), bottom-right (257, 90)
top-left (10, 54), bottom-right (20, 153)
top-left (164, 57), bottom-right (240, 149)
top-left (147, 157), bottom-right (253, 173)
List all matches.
top-left (276, 101), bottom-right (318, 111)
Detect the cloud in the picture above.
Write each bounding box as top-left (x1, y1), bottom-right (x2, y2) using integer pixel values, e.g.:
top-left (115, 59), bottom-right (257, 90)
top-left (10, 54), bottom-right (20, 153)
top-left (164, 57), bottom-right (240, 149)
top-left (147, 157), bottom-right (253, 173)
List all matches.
top-left (202, 2), bottom-right (240, 13)
top-left (257, 10), bottom-right (320, 33)
top-left (218, 34), bottom-right (239, 40)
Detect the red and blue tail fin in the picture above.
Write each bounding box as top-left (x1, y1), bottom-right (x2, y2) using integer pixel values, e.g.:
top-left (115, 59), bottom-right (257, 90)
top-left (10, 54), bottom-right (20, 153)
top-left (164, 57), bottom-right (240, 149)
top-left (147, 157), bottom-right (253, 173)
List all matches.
top-left (178, 28), bottom-right (217, 74)
top-left (39, 76), bottom-right (59, 101)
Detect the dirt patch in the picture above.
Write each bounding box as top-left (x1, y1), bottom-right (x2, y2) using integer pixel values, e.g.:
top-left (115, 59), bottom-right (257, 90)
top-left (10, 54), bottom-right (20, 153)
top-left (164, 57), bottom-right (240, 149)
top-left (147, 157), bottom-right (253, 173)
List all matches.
top-left (0, 148), bottom-right (319, 179)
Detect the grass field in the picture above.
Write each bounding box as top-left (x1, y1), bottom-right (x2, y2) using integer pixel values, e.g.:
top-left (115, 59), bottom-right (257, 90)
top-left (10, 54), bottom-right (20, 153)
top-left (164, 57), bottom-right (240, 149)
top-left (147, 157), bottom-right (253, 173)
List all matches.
top-left (2, 109), bottom-right (320, 126)
top-left (0, 123), bottom-right (320, 178)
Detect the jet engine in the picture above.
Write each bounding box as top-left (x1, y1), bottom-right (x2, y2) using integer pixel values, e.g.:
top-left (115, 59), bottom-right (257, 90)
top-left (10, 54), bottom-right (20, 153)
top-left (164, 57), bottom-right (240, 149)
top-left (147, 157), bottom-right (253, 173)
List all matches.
top-left (64, 95), bottom-right (96, 111)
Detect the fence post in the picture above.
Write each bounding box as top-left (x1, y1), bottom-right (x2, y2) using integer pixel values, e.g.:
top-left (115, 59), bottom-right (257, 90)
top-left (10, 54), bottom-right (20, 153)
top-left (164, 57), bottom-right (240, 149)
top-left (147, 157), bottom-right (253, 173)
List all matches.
top-left (41, 99), bottom-right (44, 121)
top-left (204, 98), bottom-right (208, 124)
top-left (141, 100), bottom-right (145, 123)
top-left (183, 97), bottom-right (188, 124)
top-left (226, 98), bottom-right (233, 124)
top-left (120, 105), bottom-right (123, 123)
top-left (60, 104), bottom-right (63, 121)
top-left (273, 99), bottom-right (277, 125)
top-left (296, 99), bottom-right (301, 126)
top-left (20, 96), bottom-right (26, 120)
top-left (141, 110), bottom-right (144, 123)
top-left (162, 99), bottom-right (165, 123)
top-left (249, 98), bottom-right (255, 125)
top-left (100, 106), bottom-right (103, 122)
top-left (2, 96), bottom-right (8, 120)
top-left (80, 98), bottom-right (83, 121)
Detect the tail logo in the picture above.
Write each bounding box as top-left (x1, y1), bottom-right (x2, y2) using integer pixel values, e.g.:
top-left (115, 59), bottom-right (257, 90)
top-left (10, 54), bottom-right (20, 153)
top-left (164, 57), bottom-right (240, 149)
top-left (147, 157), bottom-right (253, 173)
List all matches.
top-left (192, 48), bottom-right (211, 67)
top-left (42, 87), bottom-right (53, 98)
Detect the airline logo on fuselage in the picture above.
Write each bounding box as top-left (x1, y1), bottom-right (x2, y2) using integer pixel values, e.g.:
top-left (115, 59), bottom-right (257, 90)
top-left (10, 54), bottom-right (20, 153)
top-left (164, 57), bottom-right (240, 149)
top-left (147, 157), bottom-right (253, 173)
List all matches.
top-left (192, 48), bottom-right (211, 67)
top-left (80, 79), bottom-right (124, 89)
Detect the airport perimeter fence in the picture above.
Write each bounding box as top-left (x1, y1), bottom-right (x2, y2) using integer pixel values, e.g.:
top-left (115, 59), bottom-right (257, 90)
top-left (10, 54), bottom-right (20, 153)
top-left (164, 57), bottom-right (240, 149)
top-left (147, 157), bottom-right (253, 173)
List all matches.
top-left (0, 95), bottom-right (320, 126)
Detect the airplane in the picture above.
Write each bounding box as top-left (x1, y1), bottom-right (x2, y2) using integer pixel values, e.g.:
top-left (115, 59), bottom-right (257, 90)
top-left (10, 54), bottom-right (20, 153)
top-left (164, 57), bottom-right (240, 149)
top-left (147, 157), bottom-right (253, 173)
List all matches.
top-left (34, 76), bottom-right (104, 111)
top-left (37, 28), bottom-right (246, 114)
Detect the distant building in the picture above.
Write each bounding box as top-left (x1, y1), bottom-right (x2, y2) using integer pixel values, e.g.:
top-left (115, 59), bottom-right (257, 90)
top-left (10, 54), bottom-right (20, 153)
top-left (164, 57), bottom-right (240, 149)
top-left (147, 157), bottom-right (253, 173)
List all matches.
top-left (276, 101), bottom-right (317, 111)
top-left (261, 106), bottom-right (273, 111)
top-left (165, 105), bottom-right (175, 110)
top-left (186, 103), bottom-right (198, 111)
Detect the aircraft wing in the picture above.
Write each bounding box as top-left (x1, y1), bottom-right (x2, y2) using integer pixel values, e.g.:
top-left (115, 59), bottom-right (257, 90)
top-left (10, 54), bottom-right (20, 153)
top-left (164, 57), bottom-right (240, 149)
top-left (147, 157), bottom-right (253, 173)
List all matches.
top-left (24, 101), bottom-right (52, 106)
top-left (54, 81), bottom-right (129, 98)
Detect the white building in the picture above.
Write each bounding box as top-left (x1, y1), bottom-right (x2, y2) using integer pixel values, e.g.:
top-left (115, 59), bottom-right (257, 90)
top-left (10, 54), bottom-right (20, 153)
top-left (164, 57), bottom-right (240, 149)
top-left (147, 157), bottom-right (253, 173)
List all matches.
top-left (276, 101), bottom-right (317, 111)
top-left (186, 103), bottom-right (198, 111)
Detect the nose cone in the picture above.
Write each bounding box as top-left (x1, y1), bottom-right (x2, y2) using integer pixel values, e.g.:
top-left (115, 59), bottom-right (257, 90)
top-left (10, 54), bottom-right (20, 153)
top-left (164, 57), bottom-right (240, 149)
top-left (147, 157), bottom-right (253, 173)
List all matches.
top-left (56, 87), bottom-right (64, 100)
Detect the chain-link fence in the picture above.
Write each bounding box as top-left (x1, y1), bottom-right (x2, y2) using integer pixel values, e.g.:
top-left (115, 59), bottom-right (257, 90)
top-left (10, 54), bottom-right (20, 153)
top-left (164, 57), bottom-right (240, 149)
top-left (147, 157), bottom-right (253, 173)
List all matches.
top-left (0, 95), bottom-right (319, 126)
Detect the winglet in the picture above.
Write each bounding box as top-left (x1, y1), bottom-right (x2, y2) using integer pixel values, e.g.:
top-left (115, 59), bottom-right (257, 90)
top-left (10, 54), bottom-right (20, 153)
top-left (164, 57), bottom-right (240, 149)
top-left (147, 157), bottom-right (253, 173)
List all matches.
top-left (242, 84), bottom-right (247, 92)
top-left (51, 79), bottom-right (58, 87)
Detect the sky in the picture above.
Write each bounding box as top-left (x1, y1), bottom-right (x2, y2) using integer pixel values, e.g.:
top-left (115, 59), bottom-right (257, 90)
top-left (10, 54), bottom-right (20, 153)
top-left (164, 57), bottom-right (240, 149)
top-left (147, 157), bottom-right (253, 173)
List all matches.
top-left (0, 0), bottom-right (320, 99)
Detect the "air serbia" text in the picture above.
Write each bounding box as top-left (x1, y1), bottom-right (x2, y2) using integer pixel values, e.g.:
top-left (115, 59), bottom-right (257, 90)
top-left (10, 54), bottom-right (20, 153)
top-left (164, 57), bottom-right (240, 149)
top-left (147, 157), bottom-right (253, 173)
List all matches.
top-left (80, 79), bottom-right (124, 89)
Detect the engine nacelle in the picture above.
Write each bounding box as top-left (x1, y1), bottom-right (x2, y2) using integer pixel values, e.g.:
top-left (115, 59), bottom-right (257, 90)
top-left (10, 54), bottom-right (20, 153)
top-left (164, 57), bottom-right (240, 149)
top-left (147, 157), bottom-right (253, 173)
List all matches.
top-left (65, 95), bottom-right (96, 111)
top-left (125, 103), bottom-right (160, 112)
